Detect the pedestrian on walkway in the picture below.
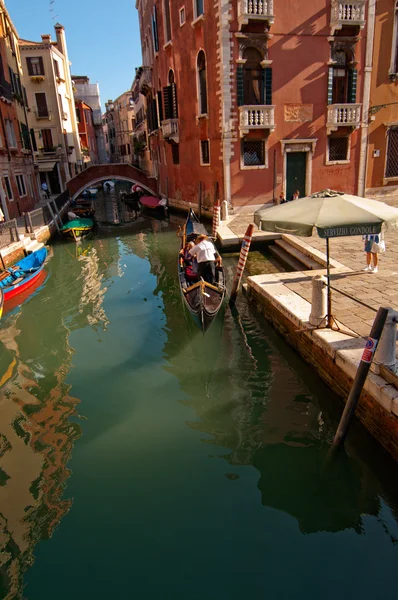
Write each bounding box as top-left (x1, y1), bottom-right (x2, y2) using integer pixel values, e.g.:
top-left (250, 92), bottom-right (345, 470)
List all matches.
top-left (0, 206), bottom-right (4, 222)
top-left (41, 181), bottom-right (50, 199)
top-left (290, 190), bottom-right (300, 202)
top-left (363, 231), bottom-right (385, 273)
top-left (279, 192), bottom-right (286, 204)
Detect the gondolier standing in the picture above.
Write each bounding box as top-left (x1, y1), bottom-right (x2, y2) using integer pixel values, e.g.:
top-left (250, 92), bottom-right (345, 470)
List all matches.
top-left (189, 234), bottom-right (221, 284)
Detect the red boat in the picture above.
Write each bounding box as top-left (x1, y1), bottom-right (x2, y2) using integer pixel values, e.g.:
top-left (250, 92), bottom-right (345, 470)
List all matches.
top-left (0, 248), bottom-right (47, 301)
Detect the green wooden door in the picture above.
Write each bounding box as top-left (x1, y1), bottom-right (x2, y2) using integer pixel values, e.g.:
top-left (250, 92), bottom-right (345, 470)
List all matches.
top-left (286, 152), bottom-right (306, 201)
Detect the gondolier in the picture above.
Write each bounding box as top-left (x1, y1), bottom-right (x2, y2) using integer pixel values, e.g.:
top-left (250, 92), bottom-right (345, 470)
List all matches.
top-left (189, 234), bottom-right (221, 284)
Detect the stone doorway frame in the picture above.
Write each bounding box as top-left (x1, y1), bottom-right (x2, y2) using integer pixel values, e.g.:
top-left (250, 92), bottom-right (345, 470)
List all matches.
top-left (280, 138), bottom-right (317, 198)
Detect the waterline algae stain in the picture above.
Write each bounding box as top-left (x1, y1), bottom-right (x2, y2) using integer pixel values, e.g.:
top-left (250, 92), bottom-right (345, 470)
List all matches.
top-left (0, 219), bottom-right (397, 599)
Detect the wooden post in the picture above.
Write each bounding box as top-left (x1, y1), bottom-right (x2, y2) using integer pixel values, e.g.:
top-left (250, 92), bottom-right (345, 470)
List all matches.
top-left (28, 212), bottom-right (33, 234)
top-left (47, 202), bottom-right (60, 233)
top-left (332, 307), bottom-right (389, 449)
top-left (212, 197), bottom-right (221, 239)
top-left (229, 224), bottom-right (254, 306)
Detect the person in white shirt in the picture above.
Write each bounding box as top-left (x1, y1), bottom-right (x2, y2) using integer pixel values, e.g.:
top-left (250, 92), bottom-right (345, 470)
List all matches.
top-left (189, 234), bottom-right (220, 284)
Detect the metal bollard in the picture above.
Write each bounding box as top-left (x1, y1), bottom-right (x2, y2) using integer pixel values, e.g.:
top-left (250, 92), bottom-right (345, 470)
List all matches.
top-left (309, 275), bottom-right (327, 326)
top-left (372, 307), bottom-right (398, 374)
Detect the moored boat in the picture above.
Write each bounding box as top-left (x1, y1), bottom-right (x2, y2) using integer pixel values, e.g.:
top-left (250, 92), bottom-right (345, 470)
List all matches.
top-left (0, 288), bottom-right (3, 318)
top-left (61, 218), bottom-right (94, 242)
top-left (0, 247), bottom-right (48, 302)
top-left (130, 185), bottom-right (168, 218)
top-left (178, 209), bottom-right (225, 333)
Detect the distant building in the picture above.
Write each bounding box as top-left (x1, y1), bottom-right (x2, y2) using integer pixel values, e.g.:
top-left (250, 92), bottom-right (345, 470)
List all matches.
top-left (105, 91), bottom-right (134, 164)
top-left (19, 24), bottom-right (82, 196)
top-left (0, 0), bottom-right (38, 220)
top-left (102, 112), bottom-right (109, 161)
top-left (104, 100), bottom-right (116, 162)
top-left (72, 75), bottom-right (107, 163)
top-left (75, 100), bottom-right (99, 165)
top-left (131, 67), bottom-right (153, 176)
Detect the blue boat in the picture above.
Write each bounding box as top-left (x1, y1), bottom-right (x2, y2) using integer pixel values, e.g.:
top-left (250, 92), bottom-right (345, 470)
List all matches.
top-left (0, 247), bottom-right (48, 302)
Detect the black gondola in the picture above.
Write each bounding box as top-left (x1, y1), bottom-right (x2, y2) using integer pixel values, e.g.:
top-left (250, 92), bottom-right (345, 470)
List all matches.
top-left (178, 209), bottom-right (225, 333)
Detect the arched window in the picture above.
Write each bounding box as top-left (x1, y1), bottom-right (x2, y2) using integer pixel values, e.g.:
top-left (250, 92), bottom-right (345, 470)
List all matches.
top-left (168, 69), bottom-right (174, 85)
top-left (197, 51), bottom-right (208, 115)
top-left (243, 47), bottom-right (263, 105)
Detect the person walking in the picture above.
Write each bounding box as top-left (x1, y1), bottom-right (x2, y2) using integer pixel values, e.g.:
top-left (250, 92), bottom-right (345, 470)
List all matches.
top-left (363, 231), bottom-right (385, 273)
top-left (41, 181), bottom-right (50, 199)
top-left (189, 234), bottom-right (221, 285)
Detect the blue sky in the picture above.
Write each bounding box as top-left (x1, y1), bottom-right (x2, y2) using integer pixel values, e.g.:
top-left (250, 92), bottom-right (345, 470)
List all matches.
top-left (6, 0), bottom-right (142, 108)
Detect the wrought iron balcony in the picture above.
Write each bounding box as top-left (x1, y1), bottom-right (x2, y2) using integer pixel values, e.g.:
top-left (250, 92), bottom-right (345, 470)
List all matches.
top-left (238, 0), bottom-right (274, 29)
top-left (330, 1), bottom-right (366, 32)
top-left (327, 103), bottom-right (361, 133)
top-left (161, 118), bottom-right (179, 143)
top-left (239, 105), bottom-right (275, 137)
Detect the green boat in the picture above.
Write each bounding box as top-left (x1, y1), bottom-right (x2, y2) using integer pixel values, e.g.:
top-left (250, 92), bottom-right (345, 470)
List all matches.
top-left (61, 218), bottom-right (93, 242)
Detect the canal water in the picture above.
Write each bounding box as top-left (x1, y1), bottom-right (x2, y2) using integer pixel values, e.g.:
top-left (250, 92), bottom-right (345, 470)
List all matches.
top-left (1, 194), bottom-right (398, 599)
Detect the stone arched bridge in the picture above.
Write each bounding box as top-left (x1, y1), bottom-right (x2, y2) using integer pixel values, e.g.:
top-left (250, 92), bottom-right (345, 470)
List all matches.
top-left (66, 164), bottom-right (158, 200)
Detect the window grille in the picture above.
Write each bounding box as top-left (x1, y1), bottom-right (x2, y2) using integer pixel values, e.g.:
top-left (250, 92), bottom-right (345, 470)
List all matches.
top-left (242, 140), bottom-right (264, 166)
top-left (201, 140), bottom-right (210, 164)
top-left (328, 136), bottom-right (349, 161)
top-left (386, 128), bottom-right (398, 178)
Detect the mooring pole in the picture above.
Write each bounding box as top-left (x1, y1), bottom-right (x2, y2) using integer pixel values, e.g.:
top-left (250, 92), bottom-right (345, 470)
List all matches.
top-left (273, 149), bottom-right (277, 203)
top-left (229, 224), bottom-right (254, 306)
top-left (198, 181), bottom-right (202, 219)
top-left (212, 197), bottom-right (221, 239)
top-left (331, 306), bottom-right (389, 449)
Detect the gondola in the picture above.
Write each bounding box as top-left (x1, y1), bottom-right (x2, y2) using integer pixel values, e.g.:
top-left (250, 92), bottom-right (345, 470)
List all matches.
top-left (0, 288), bottom-right (3, 318)
top-left (0, 247), bottom-right (47, 302)
top-left (61, 218), bottom-right (94, 242)
top-left (178, 209), bottom-right (225, 333)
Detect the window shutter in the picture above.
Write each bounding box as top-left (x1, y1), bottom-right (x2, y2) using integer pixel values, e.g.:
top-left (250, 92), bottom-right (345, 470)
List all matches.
top-left (157, 90), bottom-right (163, 123)
top-left (152, 7), bottom-right (159, 52)
top-left (30, 128), bottom-right (37, 151)
top-left (348, 68), bottom-right (358, 104)
top-left (152, 98), bottom-right (159, 130)
top-left (171, 83), bottom-right (178, 118)
top-left (264, 67), bottom-right (272, 105)
top-left (39, 57), bottom-right (45, 76)
top-left (8, 67), bottom-right (14, 93)
top-left (163, 85), bottom-right (172, 119)
top-left (237, 65), bottom-right (244, 107)
top-left (26, 58), bottom-right (33, 76)
top-left (327, 67), bottom-right (334, 105)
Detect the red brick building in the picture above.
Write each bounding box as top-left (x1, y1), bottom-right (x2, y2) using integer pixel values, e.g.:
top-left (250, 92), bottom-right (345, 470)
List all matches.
top-left (0, 1), bottom-right (38, 220)
top-left (75, 100), bottom-right (99, 165)
top-left (136, 0), bottom-right (369, 209)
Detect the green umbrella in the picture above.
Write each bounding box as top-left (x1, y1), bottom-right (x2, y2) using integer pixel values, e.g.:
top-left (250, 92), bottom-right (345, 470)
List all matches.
top-left (254, 189), bottom-right (398, 329)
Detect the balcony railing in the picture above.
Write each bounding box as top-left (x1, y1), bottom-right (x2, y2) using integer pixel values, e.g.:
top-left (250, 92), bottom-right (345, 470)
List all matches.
top-left (331, 1), bottom-right (366, 31)
top-left (34, 109), bottom-right (52, 120)
top-left (239, 105), bottom-right (275, 136)
top-left (238, 0), bottom-right (274, 29)
top-left (327, 103), bottom-right (361, 132)
top-left (162, 118), bottom-right (179, 143)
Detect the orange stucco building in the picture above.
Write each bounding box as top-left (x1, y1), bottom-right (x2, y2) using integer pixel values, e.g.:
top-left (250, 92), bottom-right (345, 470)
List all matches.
top-left (366, 0), bottom-right (398, 192)
top-left (136, 0), bottom-right (371, 210)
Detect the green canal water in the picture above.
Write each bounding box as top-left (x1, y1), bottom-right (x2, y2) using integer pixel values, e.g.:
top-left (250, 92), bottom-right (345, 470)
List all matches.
top-left (1, 216), bottom-right (398, 599)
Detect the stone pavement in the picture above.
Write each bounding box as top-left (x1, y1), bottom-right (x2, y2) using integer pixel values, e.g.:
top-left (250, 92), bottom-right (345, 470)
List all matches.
top-left (229, 196), bottom-right (398, 339)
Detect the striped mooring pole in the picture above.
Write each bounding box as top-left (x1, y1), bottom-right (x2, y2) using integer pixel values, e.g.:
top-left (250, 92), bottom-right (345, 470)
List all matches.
top-left (212, 197), bottom-right (221, 239)
top-left (229, 223), bottom-right (255, 306)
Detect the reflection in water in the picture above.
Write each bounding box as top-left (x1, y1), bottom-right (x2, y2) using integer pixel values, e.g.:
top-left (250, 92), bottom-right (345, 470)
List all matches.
top-left (0, 221), bottom-right (398, 599)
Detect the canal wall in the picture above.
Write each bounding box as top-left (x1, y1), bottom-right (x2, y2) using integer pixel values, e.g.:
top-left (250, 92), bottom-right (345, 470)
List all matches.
top-left (245, 272), bottom-right (398, 461)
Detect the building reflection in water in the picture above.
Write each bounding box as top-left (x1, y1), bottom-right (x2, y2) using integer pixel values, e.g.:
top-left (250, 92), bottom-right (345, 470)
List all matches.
top-left (0, 240), bottom-right (114, 600)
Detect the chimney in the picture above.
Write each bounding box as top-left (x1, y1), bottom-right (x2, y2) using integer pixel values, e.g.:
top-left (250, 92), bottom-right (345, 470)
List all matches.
top-left (41, 34), bottom-right (51, 46)
top-left (54, 23), bottom-right (66, 56)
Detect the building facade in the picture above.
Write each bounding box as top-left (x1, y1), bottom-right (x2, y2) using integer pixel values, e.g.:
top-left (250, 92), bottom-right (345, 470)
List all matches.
top-left (104, 100), bottom-right (116, 162)
top-left (131, 67), bottom-right (153, 175)
top-left (0, 1), bottom-right (38, 220)
top-left (113, 91), bottom-right (135, 164)
top-left (19, 24), bottom-right (82, 196)
top-left (136, 0), bottom-right (369, 209)
top-left (75, 100), bottom-right (99, 165)
top-left (73, 75), bottom-right (107, 163)
top-left (366, 0), bottom-right (398, 193)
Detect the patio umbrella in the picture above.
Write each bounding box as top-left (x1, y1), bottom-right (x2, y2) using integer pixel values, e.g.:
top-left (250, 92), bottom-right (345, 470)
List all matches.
top-left (254, 189), bottom-right (398, 329)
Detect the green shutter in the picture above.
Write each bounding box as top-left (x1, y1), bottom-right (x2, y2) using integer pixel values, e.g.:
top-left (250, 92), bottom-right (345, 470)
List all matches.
top-left (157, 90), bottom-right (163, 123)
top-left (265, 67), bottom-right (272, 105)
top-left (171, 83), bottom-right (178, 118)
top-left (327, 67), bottom-right (333, 105)
top-left (348, 68), bottom-right (358, 104)
top-left (237, 65), bottom-right (244, 107)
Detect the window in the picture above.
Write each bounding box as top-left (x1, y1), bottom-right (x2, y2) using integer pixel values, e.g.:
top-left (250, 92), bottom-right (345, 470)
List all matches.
top-left (35, 92), bottom-right (49, 118)
top-left (163, 73), bottom-right (178, 120)
top-left (163, 0), bottom-right (172, 43)
top-left (76, 107), bottom-right (81, 123)
top-left (197, 50), bottom-right (208, 115)
top-left (3, 176), bottom-right (13, 201)
top-left (193, 0), bottom-right (204, 19)
top-left (53, 59), bottom-right (60, 78)
top-left (172, 144), bottom-right (180, 164)
top-left (152, 6), bottom-right (159, 53)
top-left (386, 127), bottom-right (398, 178)
top-left (41, 128), bottom-right (53, 151)
top-left (328, 136), bottom-right (349, 162)
top-left (328, 47), bottom-right (357, 104)
top-left (179, 7), bottom-right (186, 25)
top-left (5, 119), bottom-right (16, 147)
top-left (200, 140), bottom-right (210, 165)
top-left (26, 57), bottom-right (45, 77)
top-left (20, 122), bottom-right (30, 149)
top-left (242, 140), bottom-right (265, 167)
top-left (237, 47), bottom-right (273, 107)
top-left (16, 174), bottom-right (26, 197)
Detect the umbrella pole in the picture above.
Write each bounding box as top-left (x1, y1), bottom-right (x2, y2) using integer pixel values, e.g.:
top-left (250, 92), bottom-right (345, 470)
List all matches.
top-left (326, 237), bottom-right (332, 328)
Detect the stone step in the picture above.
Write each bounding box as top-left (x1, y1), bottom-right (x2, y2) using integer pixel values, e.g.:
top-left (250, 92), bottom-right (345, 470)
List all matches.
top-left (268, 245), bottom-right (305, 272)
top-left (275, 239), bottom-right (321, 270)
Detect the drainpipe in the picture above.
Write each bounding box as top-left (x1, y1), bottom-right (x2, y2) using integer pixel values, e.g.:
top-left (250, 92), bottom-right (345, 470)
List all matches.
top-left (358, 0), bottom-right (377, 197)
